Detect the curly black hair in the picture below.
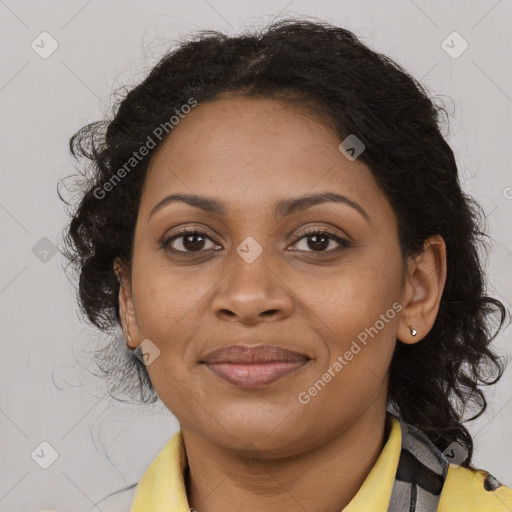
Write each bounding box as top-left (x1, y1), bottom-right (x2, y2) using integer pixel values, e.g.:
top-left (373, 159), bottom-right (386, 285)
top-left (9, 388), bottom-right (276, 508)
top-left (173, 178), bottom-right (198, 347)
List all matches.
top-left (58, 17), bottom-right (509, 469)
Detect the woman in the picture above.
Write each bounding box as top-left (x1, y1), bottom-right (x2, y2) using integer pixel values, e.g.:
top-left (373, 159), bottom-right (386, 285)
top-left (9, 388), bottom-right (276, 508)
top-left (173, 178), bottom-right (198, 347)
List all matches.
top-left (60, 18), bottom-right (512, 511)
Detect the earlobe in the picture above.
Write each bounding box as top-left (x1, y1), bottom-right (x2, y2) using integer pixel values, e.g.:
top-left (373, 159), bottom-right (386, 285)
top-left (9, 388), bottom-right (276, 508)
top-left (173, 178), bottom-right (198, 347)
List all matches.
top-left (397, 235), bottom-right (447, 345)
top-left (397, 323), bottom-right (421, 345)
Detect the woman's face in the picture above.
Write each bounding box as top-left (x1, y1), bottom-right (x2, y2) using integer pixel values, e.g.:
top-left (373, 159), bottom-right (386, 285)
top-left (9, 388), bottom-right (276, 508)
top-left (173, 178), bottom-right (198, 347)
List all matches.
top-left (119, 94), bottom-right (416, 455)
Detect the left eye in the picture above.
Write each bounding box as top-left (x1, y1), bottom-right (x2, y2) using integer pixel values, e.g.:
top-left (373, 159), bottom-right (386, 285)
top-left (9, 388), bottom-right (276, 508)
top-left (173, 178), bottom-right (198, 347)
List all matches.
top-left (290, 230), bottom-right (350, 253)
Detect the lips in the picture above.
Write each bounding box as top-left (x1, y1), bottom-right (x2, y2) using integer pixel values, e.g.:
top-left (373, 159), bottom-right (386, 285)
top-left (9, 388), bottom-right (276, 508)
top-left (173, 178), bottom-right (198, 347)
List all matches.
top-left (201, 344), bottom-right (311, 388)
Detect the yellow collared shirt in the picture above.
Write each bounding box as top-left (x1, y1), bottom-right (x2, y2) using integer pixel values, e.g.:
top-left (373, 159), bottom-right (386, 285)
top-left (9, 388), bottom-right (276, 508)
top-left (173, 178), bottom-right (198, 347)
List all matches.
top-left (130, 416), bottom-right (512, 511)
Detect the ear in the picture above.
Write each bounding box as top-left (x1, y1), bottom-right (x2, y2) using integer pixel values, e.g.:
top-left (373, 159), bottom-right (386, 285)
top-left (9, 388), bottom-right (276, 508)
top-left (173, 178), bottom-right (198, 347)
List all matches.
top-left (397, 235), bottom-right (447, 344)
top-left (114, 257), bottom-right (140, 349)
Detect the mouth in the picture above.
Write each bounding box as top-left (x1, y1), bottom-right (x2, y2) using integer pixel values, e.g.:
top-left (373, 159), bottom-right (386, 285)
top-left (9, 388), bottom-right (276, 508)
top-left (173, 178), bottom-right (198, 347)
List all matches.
top-left (200, 344), bottom-right (312, 389)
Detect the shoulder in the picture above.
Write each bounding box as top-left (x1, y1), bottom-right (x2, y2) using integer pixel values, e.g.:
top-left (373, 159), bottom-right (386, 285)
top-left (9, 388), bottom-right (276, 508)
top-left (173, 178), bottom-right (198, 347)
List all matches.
top-left (438, 464), bottom-right (512, 511)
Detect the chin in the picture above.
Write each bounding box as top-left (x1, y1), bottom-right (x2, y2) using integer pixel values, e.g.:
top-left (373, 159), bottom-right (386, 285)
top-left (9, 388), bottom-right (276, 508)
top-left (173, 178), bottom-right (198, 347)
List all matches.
top-left (204, 408), bottom-right (308, 454)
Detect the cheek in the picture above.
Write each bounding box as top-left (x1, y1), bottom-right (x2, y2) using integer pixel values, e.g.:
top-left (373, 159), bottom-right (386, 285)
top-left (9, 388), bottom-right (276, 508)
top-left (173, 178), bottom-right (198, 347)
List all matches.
top-left (305, 252), bottom-right (400, 327)
top-left (132, 262), bottom-right (209, 337)
top-left (130, 262), bottom-right (215, 396)
top-left (305, 249), bottom-right (401, 375)
top-left (298, 287), bottom-right (398, 432)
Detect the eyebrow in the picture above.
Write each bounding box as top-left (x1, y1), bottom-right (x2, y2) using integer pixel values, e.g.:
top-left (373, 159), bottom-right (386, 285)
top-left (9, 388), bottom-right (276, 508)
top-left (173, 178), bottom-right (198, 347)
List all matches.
top-left (149, 192), bottom-right (370, 222)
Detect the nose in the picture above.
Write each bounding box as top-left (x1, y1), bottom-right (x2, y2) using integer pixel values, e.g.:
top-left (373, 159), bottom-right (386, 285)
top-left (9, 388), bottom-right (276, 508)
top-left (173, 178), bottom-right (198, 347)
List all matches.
top-left (211, 251), bottom-right (294, 325)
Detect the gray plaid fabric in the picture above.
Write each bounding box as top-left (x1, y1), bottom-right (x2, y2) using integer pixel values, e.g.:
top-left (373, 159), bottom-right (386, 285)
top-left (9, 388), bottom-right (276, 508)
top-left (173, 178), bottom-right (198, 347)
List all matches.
top-left (388, 413), bottom-right (450, 512)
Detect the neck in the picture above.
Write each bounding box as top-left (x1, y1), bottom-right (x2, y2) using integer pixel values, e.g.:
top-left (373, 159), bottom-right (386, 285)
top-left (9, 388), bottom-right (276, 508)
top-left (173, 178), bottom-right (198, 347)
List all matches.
top-left (182, 404), bottom-right (391, 512)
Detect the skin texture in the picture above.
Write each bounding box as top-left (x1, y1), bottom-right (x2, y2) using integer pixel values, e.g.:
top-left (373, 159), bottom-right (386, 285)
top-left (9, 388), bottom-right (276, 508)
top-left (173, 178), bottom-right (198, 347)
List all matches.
top-left (115, 94), bottom-right (447, 512)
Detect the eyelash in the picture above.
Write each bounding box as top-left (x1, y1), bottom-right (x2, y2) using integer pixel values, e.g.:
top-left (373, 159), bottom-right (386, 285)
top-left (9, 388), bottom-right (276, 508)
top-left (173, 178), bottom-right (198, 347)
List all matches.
top-left (160, 226), bottom-right (351, 256)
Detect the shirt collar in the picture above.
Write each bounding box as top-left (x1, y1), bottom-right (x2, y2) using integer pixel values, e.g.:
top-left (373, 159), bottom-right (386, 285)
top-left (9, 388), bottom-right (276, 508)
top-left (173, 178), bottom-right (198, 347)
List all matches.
top-left (130, 412), bottom-right (402, 512)
top-left (342, 412), bottom-right (401, 511)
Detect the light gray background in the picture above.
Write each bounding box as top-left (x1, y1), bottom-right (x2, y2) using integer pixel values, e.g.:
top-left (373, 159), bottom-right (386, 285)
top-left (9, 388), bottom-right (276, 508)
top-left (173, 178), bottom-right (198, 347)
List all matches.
top-left (1, 1), bottom-right (511, 511)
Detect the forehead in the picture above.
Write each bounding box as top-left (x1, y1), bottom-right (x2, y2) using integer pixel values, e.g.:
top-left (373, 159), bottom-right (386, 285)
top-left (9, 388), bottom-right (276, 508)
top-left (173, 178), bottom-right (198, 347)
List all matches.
top-left (147, 94), bottom-right (340, 175)
top-left (140, 95), bottom-right (392, 225)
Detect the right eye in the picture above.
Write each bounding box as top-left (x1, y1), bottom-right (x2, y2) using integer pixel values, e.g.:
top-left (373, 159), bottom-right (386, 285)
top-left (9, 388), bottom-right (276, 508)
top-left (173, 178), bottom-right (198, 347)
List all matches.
top-left (161, 228), bottom-right (222, 254)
